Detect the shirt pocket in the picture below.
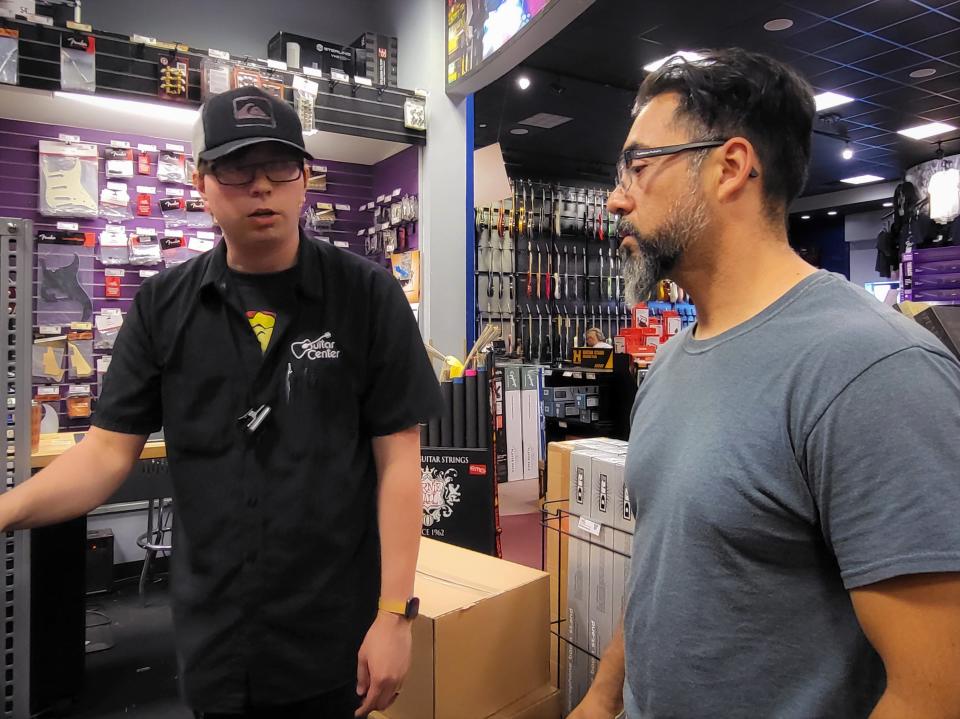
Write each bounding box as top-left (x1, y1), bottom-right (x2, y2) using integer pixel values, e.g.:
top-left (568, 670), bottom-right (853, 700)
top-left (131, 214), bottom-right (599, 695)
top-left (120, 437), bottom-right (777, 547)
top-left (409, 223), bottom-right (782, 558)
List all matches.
top-left (282, 357), bottom-right (360, 457)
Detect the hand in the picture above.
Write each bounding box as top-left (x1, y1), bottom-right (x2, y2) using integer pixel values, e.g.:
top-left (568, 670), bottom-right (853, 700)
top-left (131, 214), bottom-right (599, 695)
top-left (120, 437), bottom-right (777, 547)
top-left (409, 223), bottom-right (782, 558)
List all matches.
top-left (568, 690), bottom-right (624, 719)
top-left (355, 611), bottom-right (413, 717)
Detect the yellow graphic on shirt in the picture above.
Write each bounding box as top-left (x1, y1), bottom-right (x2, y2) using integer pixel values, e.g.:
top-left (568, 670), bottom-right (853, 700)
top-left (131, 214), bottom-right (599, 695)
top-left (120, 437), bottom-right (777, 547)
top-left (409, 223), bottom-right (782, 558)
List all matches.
top-left (246, 311), bottom-right (276, 353)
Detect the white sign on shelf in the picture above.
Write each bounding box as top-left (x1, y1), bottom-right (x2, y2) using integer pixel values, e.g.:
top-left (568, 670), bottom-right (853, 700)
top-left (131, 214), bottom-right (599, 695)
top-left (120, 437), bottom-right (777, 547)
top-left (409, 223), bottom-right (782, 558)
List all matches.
top-left (138, 144), bottom-right (158, 153)
top-left (110, 140), bottom-right (131, 149)
top-left (166, 188), bottom-right (184, 197)
top-left (164, 229), bottom-right (184, 238)
top-left (106, 181), bottom-right (127, 192)
top-left (58, 133), bottom-right (81, 144)
top-left (209, 48), bottom-right (231, 61)
top-left (302, 66), bottom-right (323, 79)
top-left (137, 186), bottom-right (157, 194)
top-left (196, 231), bottom-right (216, 240)
top-left (188, 237), bottom-right (215, 253)
top-left (166, 143), bottom-right (185, 153)
top-left (334, 241), bottom-right (349, 248)
top-left (330, 69), bottom-right (350, 83)
top-left (104, 268), bottom-right (125, 277)
top-left (293, 76), bottom-right (319, 94)
top-left (56, 222), bottom-right (79, 231)
top-left (577, 516), bottom-right (602, 537)
top-left (335, 204), bottom-right (350, 212)
top-left (353, 76), bottom-right (372, 87)
top-left (139, 270), bottom-right (159, 278)
top-left (266, 58), bottom-right (288, 71)
top-left (135, 227), bottom-right (157, 236)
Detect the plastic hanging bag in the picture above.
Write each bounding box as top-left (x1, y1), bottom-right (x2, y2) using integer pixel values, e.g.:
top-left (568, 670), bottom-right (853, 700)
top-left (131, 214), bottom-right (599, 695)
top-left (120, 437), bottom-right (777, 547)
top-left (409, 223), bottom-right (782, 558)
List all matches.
top-left (98, 226), bottom-right (130, 266)
top-left (103, 146), bottom-right (135, 178)
top-left (184, 198), bottom-right (214, 228)
top-left (94, 310), bottom-right (123, 350)
top-left (67, 331), bottom-right (95, 379)
top-left (129, 233), bottom-right (163, 266)
top-left (161, 236), bottom-right (193, 267)
top-left (157, 151), bottom-right (187, 184)
top-left (0, 28), bottom-right (19, 86)
top-left (32, 338), bottom-right (67, 383)
top-left (37, 245), bottom-right (95, 325)
top-left (38, 140), bottom-right (99, 218)
top-left (293, 76), bottom-right (319, 134)
top-left (60, 34), bottom-right (96, 93)
top-left (99, 185), bottom-right (133, 221)
top-left (159, 197), bottom-right (188, 226)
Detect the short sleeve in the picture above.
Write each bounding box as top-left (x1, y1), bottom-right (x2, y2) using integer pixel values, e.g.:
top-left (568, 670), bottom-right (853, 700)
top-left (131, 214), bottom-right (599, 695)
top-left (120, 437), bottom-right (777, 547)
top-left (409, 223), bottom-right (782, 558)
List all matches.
top-left (360, 271), bottom-right (442, 436)
top-left (804, 346), bottom-right (960, 589)
top-left (91, 286), bottom-right (162, 435)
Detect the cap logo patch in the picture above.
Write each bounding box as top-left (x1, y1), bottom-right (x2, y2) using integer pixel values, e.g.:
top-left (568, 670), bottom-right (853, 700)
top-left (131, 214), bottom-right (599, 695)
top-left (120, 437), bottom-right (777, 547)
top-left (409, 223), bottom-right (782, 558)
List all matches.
top-left (232, 96), bottom-right (276, 128)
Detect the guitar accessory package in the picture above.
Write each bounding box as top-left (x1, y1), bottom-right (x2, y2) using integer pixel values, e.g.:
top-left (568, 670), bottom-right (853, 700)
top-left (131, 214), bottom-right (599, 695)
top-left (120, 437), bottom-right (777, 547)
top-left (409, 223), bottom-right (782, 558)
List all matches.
top-left (159, 196), bottom-right (188, 226)
top-left (129, 232), bottom-right (163, 266)
top-left (157, 151), bottom-right (187, 184)
top-left (185, 198), bottom-right (213, 228)
top-left (66, 384), bottom-right (92, 419)
top-left (0, 27), bottom-right (19, 86)
top-left (158, 54), bottom-right (188, 100)
top-left (98, 226), bottom-right (130, 265)
top-left (201, 57), bottom-right (232, 100)
top-left (39, 140), bottom-right (99, 218)
top-left (99, 184), bottom-right (133, 221)
top-left (66, 331), bottom-right (94, 380)
top-left (161, 235), bottom-right (192, 267)
top-left (103, 146), bottom-right (135, 178)
top-left (293, 76), bottom-right (318, 134)
top-left (60, 33), bottom-right (96, 93)
top-left (94, 309), bottom-right (124, 350)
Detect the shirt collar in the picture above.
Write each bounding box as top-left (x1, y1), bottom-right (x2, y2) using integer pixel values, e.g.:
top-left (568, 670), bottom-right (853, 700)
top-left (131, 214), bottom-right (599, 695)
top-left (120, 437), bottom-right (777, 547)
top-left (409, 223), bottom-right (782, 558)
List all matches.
top-left (199, 229), bottom-right (324, 301)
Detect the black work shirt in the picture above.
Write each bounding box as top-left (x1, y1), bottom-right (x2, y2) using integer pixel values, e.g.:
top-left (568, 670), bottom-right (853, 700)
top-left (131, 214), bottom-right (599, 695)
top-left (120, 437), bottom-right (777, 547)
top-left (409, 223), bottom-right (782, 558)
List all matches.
top-left (93, 233), bottom-right (442, 712)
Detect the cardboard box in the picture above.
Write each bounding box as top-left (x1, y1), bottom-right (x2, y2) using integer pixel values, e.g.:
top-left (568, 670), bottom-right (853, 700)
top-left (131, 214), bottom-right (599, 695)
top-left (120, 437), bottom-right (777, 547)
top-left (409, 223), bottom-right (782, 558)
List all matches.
top-left (569, 450), bottom-right (601, 520)
top-left (575, 394), bottom-right (601, 409)
top-left (564, 404), bottom-right (580, 418)
top-left (588, 526), bottom-right (616, 683)
top-left (521, 366), bottom-right (542, 480)
top-left (351, 31), bottom-right (398, 87)
top-left (490, 685), bottom-right (560, 719)
top-left (566, 526), bottom-right (592, 715)
top-left (504, 366), bottom-right (524, 482)
top-left (592, 455), bottom-right (621, 528)
top-left (381, 539), bottom-right (549, 719)
top-left (544, 386), bottom-right (573, 402)
top-left (613, 529), bottom-right (633, 628)
top-left (267, 31), bottom-right (354, 75)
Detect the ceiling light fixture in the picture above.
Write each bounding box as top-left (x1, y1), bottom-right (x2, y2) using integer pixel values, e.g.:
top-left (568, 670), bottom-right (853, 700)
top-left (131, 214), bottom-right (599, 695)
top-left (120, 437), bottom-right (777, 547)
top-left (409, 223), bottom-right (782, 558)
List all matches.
top-left (643, 51), bottom-right (703, 73)
top-left (764, 18), bottom-right (794, 31)
top-left (814, 92), bottom-right (854, 112)
top-left (801, 215), bottom-right (811, 219)
top-left (842, 174), bottom-right (884, 185)
top-left (517, 76), bottom-right (531, 90)
top-left (909, 68), bottom-right (936, 79)
top-left (510, 128), bottom-right (529, 135)
top-left (827, 211), bottom-right (838, 216)
top-left (883, 202), bottom-right (893, 207)
top-left (53, 91), bottom-right (199, 124)
top-left (897, 121), bottom-right (957, 140)
top-left (842, 143), bottom-right (854, 160)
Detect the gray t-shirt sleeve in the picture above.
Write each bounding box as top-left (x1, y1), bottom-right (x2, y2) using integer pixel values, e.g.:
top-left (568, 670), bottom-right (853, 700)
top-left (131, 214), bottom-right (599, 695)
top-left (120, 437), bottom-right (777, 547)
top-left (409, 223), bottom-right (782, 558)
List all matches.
top-left (804, 346), bottom-right (960, 590)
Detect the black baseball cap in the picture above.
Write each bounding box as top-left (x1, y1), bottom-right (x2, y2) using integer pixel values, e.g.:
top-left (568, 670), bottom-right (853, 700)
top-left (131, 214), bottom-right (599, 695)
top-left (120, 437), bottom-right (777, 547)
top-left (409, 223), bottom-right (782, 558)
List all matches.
top-left (192, 86), bottom-right (314, 165)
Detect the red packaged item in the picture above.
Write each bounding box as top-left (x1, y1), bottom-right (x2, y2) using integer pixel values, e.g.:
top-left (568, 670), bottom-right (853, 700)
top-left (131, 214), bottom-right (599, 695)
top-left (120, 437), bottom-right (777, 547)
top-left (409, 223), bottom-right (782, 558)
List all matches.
top-left (138, 151), bottom-right (153, 175)
top-left (104, 269), bottom-right (123, 299)
top-left (137, 193), bottom-right (153, 217)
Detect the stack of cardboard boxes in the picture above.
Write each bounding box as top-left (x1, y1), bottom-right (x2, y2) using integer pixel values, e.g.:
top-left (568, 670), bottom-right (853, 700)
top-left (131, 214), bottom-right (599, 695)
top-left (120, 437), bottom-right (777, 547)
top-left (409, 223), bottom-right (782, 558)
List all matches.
top-left (543, 438), bottom-right (634, 715)
top-left (503, 365), bottom-right (544, 482)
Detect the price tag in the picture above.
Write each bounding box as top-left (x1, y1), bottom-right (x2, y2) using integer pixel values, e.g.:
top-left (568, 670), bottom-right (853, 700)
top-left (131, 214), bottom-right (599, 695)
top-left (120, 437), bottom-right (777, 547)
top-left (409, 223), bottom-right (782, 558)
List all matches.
top-left (104, 224), bottom-right (125, 233)
top-left (106, 181), bottom-right (127, 192)
top-left (188, 237), bottom-right (215, 253)
top-left (393, 188), bottom-right (402, 197)
top-left (39, 325), bottom-right (61, 335)
top-left (68, 384), bottom-right (91, 397)
top-left (166, 143), bottom-right (185, 153)
top-left (302, 66), bottom-right (323, 79)
top-left (130, 34), bottom-right (157, 45)
top-left (137, 185), bottom-right (157, 194)
top-left (357, 230), bottom-right (365, 237)
top-left (368, 228), bottom-right (376, 236)
top-left (58, 133), bottom-right (81, 143)
top-left (100, 233), bottom-right (127, 247)
top-left (209, 48), bottom-right (231, 61)
top-left (26, 13), bottom-right (53, 26)
top-left (66, 20), bottom-right (93, 32)
top-left (56, 221), bottom-right (79, 231)
top-left (379, 222), bottom-right (391, 231)
top-left (139, 270), bottom-right (159, 278)
top-left (164, 229), bottom-right (184, 238)
top-left (330, 69), bottom-right (350, 83)
top-left (104, 268), bottom-right (125, 277)
top-left (96, 357), bottom-right (112, 374)
top-left (37, 386), bottom-right (60, 398)
top-left (292, 76), bottom-right (319, 94)
top-left (266, 59), bottom-right (288, 71)
top-left (335, 204), bottom-right (351, 212)
top-left (69, 321), bottom-right (93, 331)
top-left (376, 195), bottom-right (386, 204)
top-left (196, 231), bottom-right (216, 240)
top-left (190, 190), bottom-right (201, 199)
top-left (135, 227), bottom-right (157, 236)
top-left (166, 188), bottom-right (184, 197)
top-left (586, 373), bottom-right (597, 380)
top-left (318, 237), bottom-right (331, 243)
top-left (334, 241), bottom-right (349, 248)
top-left (577, 516), bottom-right (602, 537)
top-left (111, 140), bottom-right (131, 149)
top-left (353, 76), bottom-right (372, 87)
top-left (138, 143), bottom-right (158, 153)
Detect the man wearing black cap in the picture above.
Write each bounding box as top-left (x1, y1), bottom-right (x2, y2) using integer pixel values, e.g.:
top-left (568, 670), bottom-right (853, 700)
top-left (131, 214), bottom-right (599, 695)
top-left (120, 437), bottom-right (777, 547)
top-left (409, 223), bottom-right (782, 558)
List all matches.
top-left (0, 87), bottom-right (442, 718)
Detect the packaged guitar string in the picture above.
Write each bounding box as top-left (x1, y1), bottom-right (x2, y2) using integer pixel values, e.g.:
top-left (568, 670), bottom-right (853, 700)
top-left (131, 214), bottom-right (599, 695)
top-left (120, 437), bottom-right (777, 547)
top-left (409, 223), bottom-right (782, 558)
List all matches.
top-left (129, 232), bottom-right (163, 266)
top-left (161, 235), bottom-right (192, 267)
top-left (99, 184), bottom-right (133, 221)
top-left (159, 197), bottom-right (188, 226)
top-left (60, 33), bottom-right (96, 93)
top-left (103, 146), bottom-right (135, 178)
top-left (185, 198), bottom-right (214, 228)
top-left (98, 226), bottom-right (129, 265)
top-left (157, 151), bottom-right (187, 184)
top-left (95, 310), bottom-right (124, 350)
top-left (39, 140), bottom-right (99, 218)
top-left (0, 28), bottom-right (19, 86)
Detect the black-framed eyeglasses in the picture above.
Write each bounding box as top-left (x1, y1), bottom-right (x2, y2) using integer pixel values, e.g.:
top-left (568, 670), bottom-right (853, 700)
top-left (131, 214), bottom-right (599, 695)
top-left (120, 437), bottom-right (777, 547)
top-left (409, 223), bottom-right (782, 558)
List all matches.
top-left (615, 139), bottom-right (758, 192)
top-left (209, 159), bottom-right (304, 186)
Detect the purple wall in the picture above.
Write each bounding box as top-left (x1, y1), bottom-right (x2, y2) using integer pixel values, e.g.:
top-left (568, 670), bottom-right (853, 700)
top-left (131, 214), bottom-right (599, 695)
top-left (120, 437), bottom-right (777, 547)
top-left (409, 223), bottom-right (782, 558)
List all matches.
top-left (0, 117), bottom-right (419, 430)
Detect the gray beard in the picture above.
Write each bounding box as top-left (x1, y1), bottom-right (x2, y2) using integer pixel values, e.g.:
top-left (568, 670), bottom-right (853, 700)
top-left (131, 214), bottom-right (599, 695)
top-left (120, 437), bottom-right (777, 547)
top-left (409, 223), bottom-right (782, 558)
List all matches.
top-left (618, 187), bottom-right (709, 305)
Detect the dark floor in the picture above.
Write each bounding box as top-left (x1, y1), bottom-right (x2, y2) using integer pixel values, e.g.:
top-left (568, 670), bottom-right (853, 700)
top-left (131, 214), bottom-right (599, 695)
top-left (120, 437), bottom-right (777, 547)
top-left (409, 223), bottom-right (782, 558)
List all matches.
top-left (66, 576), bottom-right (190, 719)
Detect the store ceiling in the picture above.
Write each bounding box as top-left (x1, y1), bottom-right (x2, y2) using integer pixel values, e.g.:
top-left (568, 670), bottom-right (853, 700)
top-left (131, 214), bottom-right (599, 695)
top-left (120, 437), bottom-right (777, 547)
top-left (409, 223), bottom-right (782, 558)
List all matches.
top-left (474, 0), bottom-right (960, 198)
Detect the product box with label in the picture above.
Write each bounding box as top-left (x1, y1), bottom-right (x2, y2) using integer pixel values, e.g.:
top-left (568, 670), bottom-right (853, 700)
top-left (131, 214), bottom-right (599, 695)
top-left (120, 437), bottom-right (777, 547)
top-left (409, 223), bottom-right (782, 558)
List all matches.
top-left (504, 365), bottom-right (524, 482)
top-left (565, 525), bottom-right (592, 715)
top-left (592, 455), bottom-right (622, 528)
top-left (351, 31), bottom-right (398, 87)
top-left (613, 530), bottom-right (633, 627)
top-left (521, 365), bottom-right (542, 480)
top-left (267, 31), bottom-right (354, 75)
top-left (588, 525), bottom-right (616, 683)
top-left (421, 448), bottom-right (496, 555)
top-left (569, 449), bottom-right (605, 520)
top-left (575, 394), bottom-right (601, 409)
top-left (609, 456), bottom-right (634, 534)
top-left (543, 386), bottom-right (574, 402)
top-left (380, 539), bottom-right (549, 719)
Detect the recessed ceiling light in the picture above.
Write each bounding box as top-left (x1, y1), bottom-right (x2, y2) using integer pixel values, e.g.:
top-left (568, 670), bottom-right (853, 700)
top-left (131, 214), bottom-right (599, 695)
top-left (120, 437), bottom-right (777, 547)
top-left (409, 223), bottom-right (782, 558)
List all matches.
top-left (842, 174), bottom-right (884, 185)
top-left (510, 128), bottom-right (529, 135)
top-left (643, 51), bottom-right (703, 73)
top-left (814, 92), bottom-right (855, 112)
top-left (764, 18), bottom-right (794, 31)
top-left (842, 144), bottom-right (854, 160)
top-left (883, 202), bottom-right (893, 207)
top-left (517, 76), bottom-right (531, 90)
top-left (801, 215), bottom-right (811, 219)
top-left (827, 211), bottom-right (838, 216)
top-left (897, 121), bottom-right (957, 140)
top-left (909, 68), bottom-right (936, 79)
top-left (478, 123), bottom-right (487, 128)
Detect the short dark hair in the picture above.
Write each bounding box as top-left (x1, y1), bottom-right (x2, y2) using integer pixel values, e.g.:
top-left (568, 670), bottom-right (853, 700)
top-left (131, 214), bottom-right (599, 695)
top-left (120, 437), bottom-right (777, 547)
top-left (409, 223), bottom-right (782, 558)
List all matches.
top-left (634, 48), bottom-right (816, 219)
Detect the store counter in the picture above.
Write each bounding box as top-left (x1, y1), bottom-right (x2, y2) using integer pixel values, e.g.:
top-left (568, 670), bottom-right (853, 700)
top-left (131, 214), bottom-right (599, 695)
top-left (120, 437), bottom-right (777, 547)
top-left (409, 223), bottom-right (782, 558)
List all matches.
top-left (31, 432), bottom-right (167, 470)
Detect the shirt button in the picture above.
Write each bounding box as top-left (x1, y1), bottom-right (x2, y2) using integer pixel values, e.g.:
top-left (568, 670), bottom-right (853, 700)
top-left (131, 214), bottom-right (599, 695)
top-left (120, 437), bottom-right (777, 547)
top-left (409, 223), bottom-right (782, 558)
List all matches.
top-left (218, 281), bottom-right (226, 291)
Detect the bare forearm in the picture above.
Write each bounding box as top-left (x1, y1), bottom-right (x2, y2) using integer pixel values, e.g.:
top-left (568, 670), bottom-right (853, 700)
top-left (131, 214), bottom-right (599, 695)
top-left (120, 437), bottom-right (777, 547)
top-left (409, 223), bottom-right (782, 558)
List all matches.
top-left (871, 689), bottom-right (960, 719)
top-left (586, 624), bottom-right (626, 712)
top-left (0, 430), bottom-right (144, 531)
top-left (376, 457), bottom-right (421, 601)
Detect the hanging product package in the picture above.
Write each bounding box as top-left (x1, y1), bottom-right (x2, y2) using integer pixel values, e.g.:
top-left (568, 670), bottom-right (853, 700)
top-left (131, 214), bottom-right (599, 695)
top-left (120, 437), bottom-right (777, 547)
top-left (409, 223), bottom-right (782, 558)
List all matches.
top-left (0, 28), bottom-right (19, 86)
top-left (161, 235), bottom-right (192, 267)
top-left (159, 197), bottom-right (188, 226)
top-left (60, 33), bottom-right (96, 93)
top-left (94, 309), bottom-right (124, 350)
top-left (98, 226), bottom-right (129, 266)
top-left (185, 198), bottom-right (213, 228)
top-left (66, 331), bottom-right (95, 380)
top-left (129, 231), bottom-right (163, 266)
top-left (66, 385), bottom-right (92, 418)
top-left (103, 146), bottom-right (135, 178)
top-left (37, 245), bottom-right (94, 325)
top-left (201, 56), bottom-right (232, 101)
top-left (99, 183), bottom-right (133, 221)
top-left (39, 140), bottom-right (99, 218)
top-left (157, 151), bottom-right (187, 184)
top-left (32, 336), bottom-right (67, 383)
top-left (293, 76), bottom-right (319, 134)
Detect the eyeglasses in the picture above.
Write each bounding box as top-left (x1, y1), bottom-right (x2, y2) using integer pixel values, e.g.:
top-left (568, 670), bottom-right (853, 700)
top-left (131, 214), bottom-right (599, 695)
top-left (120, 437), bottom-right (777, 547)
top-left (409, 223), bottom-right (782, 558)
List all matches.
top-left (209, 159), bottom-right (304, 186)
top-left (615, 139), bottom-right (758, 192)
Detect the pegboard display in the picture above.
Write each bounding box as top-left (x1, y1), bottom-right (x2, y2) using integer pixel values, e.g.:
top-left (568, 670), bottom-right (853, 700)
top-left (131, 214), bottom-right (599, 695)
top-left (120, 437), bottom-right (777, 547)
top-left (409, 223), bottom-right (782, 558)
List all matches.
top-left (0, 117), bottom-right (420, 431)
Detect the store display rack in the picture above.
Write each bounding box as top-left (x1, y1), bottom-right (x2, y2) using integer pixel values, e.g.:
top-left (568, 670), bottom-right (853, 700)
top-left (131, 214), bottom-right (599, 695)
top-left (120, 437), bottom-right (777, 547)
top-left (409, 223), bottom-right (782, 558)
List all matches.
top-left (475, 179), bottom-right (629, 365)
top-left (2, 15), bottom-right (425, 147)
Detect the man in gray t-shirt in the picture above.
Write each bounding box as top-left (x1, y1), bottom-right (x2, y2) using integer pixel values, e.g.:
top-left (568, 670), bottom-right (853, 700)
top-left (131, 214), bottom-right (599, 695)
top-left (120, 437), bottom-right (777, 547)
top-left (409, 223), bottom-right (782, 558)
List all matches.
top-left (570, 49), bottom-right (960, 719)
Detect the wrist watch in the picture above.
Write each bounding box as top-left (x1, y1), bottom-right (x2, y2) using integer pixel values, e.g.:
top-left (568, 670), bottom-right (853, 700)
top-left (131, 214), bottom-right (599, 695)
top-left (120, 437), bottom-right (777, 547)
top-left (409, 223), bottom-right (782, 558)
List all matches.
top-left (379, 597), bottom-right (420, 620)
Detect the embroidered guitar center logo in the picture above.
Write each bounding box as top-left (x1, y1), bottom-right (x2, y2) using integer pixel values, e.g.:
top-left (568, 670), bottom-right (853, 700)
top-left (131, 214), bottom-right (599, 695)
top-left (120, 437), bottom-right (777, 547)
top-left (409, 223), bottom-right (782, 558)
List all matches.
top-left (291, 332), bottom-right (341, 360)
